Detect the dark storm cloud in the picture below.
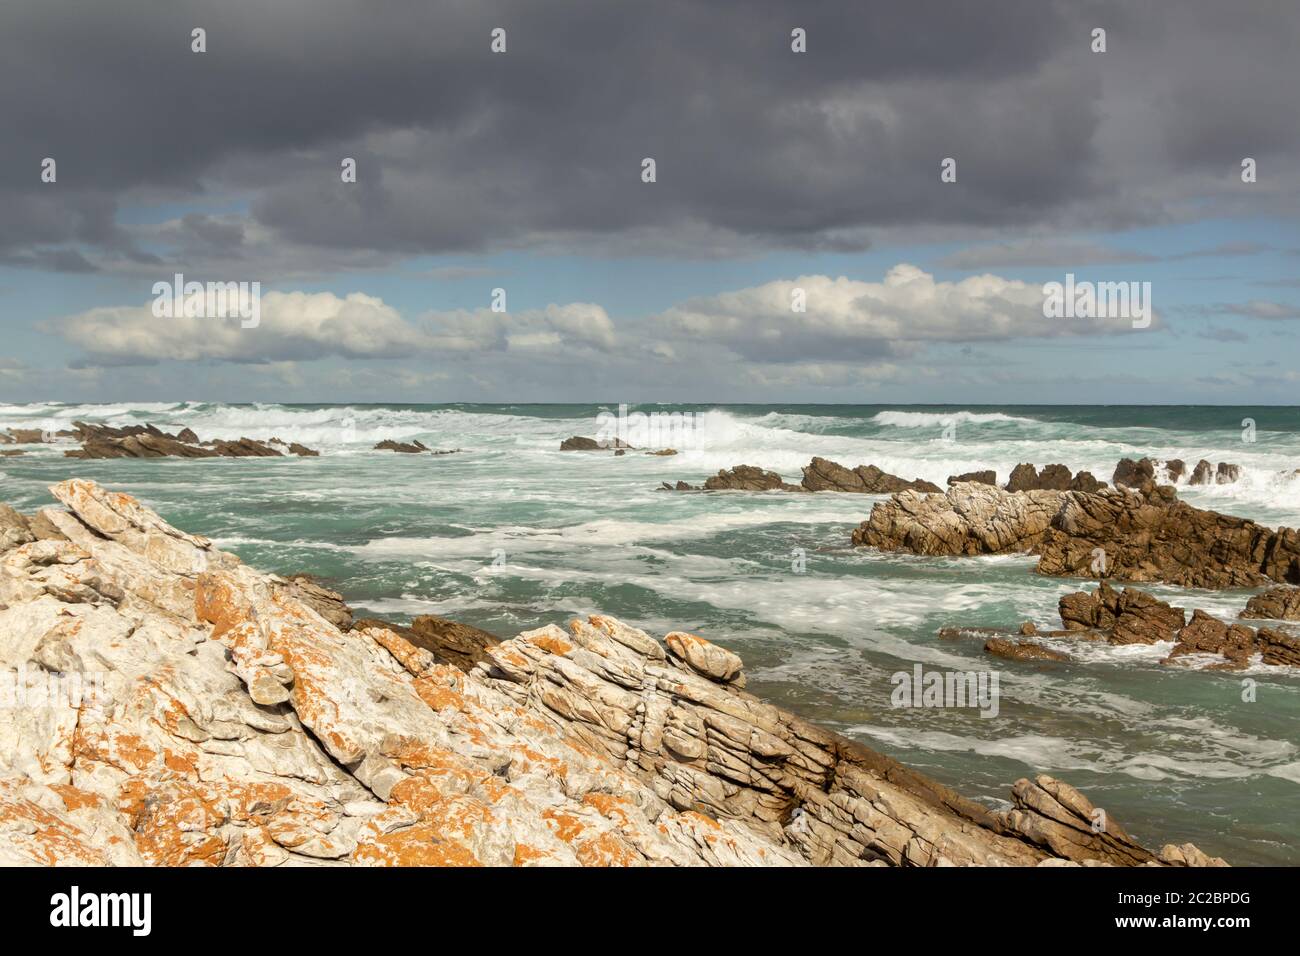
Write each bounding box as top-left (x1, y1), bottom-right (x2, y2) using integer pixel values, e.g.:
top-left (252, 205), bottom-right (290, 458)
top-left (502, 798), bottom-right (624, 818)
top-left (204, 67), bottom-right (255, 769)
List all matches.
top-left (0, 0), bottom-right (1297, 272)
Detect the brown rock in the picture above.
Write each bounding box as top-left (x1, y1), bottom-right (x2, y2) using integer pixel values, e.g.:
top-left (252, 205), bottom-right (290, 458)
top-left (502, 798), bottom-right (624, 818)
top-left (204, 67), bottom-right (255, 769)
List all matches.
top-left (1109, 588), bottom-right (1186, 645)
top-left (984, 638), bottom-right (1068, 663)
top-left (1242, 586), bottom-right (1300, 620)
top-left (1164, 610), bottom-right (1255, 666)
top-left (1006, 463), bottom-right (1041, 492)
top-left (1069, 471), bottom-right (1106, 493)
top-left (703, 465), bottom-right (803, 492)
top-left (352, 615), bottom-right (500, 673)
top-left (1216, 462), bottom-right (1242, 484)
top-left (374, 439), bottom-right (429, 453)
top-left (1037, 486), bottom-right (1300, 589)
top-left (1112, 457), bottom-right (1156, 488)
top-left (1257, 627), bottom-right (1300, 667)
top-left (1164, 459), bottom-right (1186, 483)
top-left (801, 457), bottom-right (939, 494)
top-left (6, 428), bottom-right (46, 443)
top-left (1189, 459), bottom-right (1214, 485)
top-left (947, 470), bottom-right (996, 486)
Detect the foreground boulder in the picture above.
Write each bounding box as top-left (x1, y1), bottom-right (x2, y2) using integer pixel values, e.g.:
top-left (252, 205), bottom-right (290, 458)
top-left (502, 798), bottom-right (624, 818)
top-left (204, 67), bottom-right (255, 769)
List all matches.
top-left (0, 480), bottom-right (1223, 866)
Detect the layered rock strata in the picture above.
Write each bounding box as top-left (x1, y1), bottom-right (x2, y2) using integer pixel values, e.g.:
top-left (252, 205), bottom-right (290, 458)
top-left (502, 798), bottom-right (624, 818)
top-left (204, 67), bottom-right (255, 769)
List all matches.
top-left (0, 479), bottom-right (1224, 867)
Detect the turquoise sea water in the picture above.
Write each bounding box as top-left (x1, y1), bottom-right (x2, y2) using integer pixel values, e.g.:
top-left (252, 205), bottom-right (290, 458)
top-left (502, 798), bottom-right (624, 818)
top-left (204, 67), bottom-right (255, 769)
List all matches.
top-left (2, 402), bottom-right (1298, 864)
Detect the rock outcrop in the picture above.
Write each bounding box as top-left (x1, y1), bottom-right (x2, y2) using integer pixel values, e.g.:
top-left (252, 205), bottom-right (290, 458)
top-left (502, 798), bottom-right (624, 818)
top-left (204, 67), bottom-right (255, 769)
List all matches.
top-left (1056, 583), bottom-right (1298, 669)
top-left (64, 422), bottom-right (319, 460)
top-left (1006, 463), bottom-right (1102, 492)
top-left (801, 457), bottom-right (941, 494)
top-left (695, 465), bottom-right (804, 492)
top-left (0, 479), bottom-right (1225, 867)
top-left (560, 436), bottom-right (633, 451)
top-left (374, 439), bottom-right (429, 453)
top-left (1036, 485), bottom-right (1300, 588)
top-left (353, 614), bottom-right (499, 673)
top-left (852, 483), bottom-right (1065, 556)
top-left (673, 458), bottom-right (939, 495)
top-left (947, 470), bottom-right (996, 486)
top-left (1242, 586), bottom-right (1300, 621)
top-left (857, 482), bottom-right (1300, 590)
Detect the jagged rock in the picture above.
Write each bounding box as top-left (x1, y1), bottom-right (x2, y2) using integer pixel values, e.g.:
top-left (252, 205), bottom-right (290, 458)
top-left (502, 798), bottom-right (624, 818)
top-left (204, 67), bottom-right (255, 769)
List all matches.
top-left (1070, 471), bottom-right (1106, 493)
top-left (852, 483), bottom-right (1064, 555)
top-left (984, 638), bottom-right (1068, 663)
top-left (1007, 463), bottom-right (1103, 492)
top-left (281, 574), bottom-right (354, 631)
top-left (1108, 588), bottom-right (1185, 645)
top-left (1242, 586), bottom-right (1300, 620)
top-left (288, 443), bottom-right (320, 457)
top-left (666, 631), bottom-right (744, 684)
top-left (1059, 582), bottom-right (1120, 631)
top-left (374, 439), bottom-right (429, 453)
top-left (1216, 462), bottom-right (1242, 484)
top-left (1189, 459), bottom-right (1214, 485)
top-left (1006, 463), bottom-right (1041, 492)
top-left (1164, 610), bottom-right (1255, 667)
top-left (1164, 459), bottom-right (1186, 483)
top-left (1057, 584), bottom-right (1184, 645)
top-left (1257, 627), bottom-right (1300, 667)
top-left (801, 457), bottom-right (940, 494)
top-left (5, 429), bottom-right (46, 444)
top-left (1112, 458), bottom-right (1156, 489)
top-left (353, 615), bottom-right (499, 673)
top-left (560, 436), bottom-right (632, 451)
top-left (947, 470), bottom-right (996, 486)
top-left (0, 480), bottom-right (1224, 867)
top-left (701, 465), bottom-right (803, 492)
top-left (0, 505), bottom-right (35, 554)
top-left (1037, 485), bottom-right (1300, 588)
top-left (63, 422), bottom-right (316, 459)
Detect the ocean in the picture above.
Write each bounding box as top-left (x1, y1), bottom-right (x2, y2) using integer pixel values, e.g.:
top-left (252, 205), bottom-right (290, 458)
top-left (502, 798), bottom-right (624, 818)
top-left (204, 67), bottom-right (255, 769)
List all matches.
top-left (2, 402), bottom-right (1298, 864)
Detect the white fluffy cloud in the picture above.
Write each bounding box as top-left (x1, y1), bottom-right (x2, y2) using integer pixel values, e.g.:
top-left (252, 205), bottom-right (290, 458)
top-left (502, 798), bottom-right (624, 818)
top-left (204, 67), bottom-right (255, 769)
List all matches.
top-left (653, 264), bottom-right (1155, 361)
top-left (47, 292), bottom-right (617, 366)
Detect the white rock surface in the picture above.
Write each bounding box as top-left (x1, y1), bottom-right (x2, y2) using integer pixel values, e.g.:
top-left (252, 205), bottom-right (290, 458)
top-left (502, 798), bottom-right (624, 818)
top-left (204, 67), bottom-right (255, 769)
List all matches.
top-left (0, 480), bottom-right (1226, 867)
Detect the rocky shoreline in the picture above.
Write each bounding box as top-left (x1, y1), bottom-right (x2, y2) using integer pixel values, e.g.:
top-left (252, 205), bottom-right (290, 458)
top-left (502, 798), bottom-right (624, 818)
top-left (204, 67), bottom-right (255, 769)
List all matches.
top-left (0, 479), bottom-right (1228, 867)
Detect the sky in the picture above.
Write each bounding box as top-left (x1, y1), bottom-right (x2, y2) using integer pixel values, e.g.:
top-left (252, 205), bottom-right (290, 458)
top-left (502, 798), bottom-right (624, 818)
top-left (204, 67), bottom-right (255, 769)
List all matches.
top-left (1, 0), bottom-right (1297, 405)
